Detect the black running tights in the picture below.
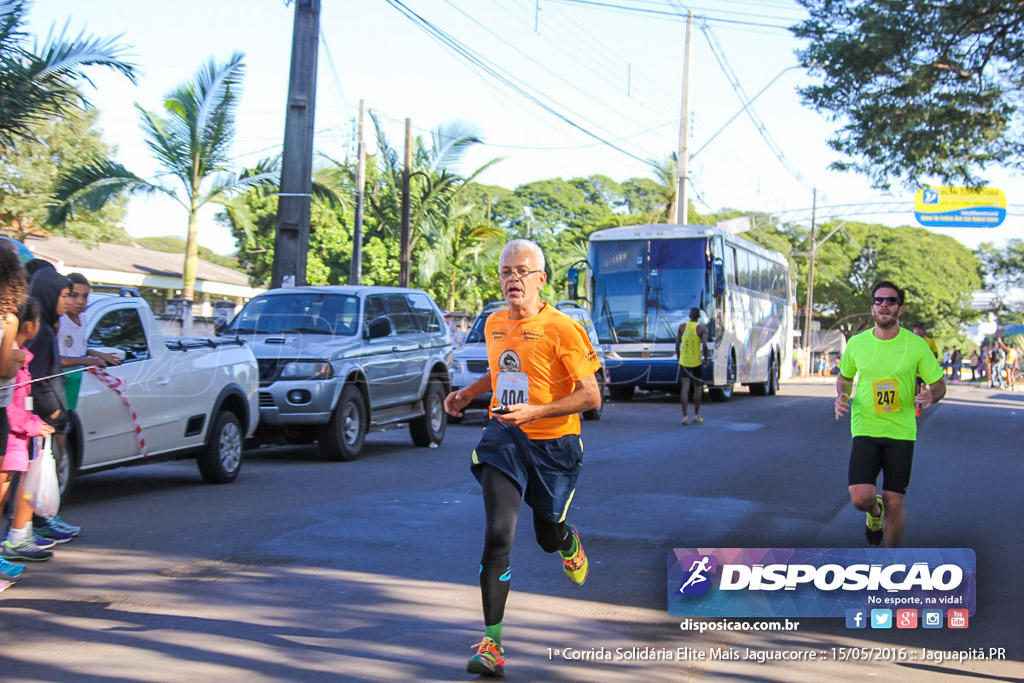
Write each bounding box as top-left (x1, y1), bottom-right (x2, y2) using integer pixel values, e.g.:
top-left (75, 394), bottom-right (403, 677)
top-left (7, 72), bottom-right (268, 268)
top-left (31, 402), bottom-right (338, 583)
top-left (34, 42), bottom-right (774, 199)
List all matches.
top-left (479, 465), bottom-right (572, 626)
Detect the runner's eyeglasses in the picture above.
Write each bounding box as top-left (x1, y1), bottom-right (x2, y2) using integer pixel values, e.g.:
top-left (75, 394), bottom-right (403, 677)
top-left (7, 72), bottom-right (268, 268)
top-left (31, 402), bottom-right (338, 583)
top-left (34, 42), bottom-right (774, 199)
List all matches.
top-left (872, 296), bottom-right (900, 306)
top-left (499, 267), bottom-right (543, 280)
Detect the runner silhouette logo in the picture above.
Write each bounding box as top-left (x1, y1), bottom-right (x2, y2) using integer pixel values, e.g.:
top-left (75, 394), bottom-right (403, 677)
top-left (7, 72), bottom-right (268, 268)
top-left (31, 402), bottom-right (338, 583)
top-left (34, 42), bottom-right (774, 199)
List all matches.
top-left (677, 555), bottom-right (718, 595)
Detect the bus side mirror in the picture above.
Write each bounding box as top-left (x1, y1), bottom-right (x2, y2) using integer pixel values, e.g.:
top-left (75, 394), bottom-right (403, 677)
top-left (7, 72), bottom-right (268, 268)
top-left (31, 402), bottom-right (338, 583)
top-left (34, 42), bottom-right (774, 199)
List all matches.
top-left (712, 258), bottom-right (725, 293)
top-left (567, 265), bottom-right (580, 301)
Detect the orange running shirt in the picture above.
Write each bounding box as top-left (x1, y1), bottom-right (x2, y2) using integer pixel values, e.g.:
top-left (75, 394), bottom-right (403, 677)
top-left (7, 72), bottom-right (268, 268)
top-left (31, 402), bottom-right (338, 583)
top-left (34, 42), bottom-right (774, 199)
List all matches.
top-left (485, 303), bottom-right (601, 440)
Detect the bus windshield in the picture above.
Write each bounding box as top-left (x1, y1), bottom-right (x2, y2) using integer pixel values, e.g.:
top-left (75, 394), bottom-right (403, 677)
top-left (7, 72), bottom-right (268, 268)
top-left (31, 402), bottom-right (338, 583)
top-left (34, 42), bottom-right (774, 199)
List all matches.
top-left (591, 238), bottom-right (707, 344)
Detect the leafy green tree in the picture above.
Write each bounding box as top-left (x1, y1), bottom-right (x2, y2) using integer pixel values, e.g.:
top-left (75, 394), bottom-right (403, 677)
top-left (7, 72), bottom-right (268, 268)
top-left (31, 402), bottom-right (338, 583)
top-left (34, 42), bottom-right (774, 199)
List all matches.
top-left (793, 1), bottom-right (1024, 189)
top-left (49, 53), bottom-right (276, 301)
top-left (807, 223), bottom-right (981, 338)
top-left (977, 238), bottom-right (1024, 318)
top-left (0, 106), bottom-right (127, 244)
top-left (0, 0), bottom-right (136, 150)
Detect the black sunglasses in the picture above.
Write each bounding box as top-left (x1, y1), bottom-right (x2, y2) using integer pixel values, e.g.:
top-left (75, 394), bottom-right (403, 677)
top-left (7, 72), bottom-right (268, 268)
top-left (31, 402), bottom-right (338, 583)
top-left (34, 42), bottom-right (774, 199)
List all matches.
top-left (872, 296), bottom-right (900, 306)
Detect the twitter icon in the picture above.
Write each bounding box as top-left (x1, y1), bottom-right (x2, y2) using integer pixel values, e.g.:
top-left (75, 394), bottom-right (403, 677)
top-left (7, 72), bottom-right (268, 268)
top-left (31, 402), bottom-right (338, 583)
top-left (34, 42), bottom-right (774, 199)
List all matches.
top-left (871, 609), bottom-right (892, 629)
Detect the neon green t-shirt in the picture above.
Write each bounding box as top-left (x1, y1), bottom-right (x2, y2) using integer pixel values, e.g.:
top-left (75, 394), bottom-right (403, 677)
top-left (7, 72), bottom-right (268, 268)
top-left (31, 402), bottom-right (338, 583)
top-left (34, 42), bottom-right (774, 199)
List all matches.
top-left (839, 327), bottom-right (944, 441)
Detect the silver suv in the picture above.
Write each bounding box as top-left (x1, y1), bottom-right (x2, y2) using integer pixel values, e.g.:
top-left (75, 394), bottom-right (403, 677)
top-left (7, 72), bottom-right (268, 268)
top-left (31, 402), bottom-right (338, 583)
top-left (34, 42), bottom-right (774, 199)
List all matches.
top-left (449, 300), bottom-right (607, 421)
top-left (225, 286), bottom-right (452, 460)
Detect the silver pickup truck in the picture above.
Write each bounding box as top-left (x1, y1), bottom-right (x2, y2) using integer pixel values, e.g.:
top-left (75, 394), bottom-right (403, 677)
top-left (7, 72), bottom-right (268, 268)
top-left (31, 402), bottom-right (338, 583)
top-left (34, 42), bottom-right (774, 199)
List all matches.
top-left (65, 292), bottom-right (259, 494)
top-left (223, 285), bottom-right (452, 461)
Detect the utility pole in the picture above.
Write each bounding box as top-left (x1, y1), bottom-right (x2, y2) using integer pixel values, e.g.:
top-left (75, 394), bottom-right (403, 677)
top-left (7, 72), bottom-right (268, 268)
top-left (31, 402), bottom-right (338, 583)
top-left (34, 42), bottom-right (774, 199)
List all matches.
top-left (272, 0), bottom-right (320, 289)
top-left (399, 117), bottom-right (412, 288)
top-left (803, 187), bottom-right (817, 375)
top-left (350, 98), bottom-right (366, 285)
top-left (674, 9), bottom-right (693, 225)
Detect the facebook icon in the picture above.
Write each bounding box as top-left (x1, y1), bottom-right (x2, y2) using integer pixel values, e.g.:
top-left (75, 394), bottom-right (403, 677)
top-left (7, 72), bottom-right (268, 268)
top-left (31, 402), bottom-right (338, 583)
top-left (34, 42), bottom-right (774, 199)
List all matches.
top-left (845, 609), bottom-right (866, 629)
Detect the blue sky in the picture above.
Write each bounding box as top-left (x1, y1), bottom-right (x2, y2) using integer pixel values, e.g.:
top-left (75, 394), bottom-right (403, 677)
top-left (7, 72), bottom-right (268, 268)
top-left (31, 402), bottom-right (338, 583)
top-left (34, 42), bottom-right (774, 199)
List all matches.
top-left (24, 0), bottom-right (1024, 255)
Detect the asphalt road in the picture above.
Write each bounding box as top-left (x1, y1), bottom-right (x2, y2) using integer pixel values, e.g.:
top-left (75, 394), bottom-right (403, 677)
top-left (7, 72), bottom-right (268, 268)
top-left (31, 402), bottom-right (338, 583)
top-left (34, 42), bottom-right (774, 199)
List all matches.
top-left (0, 380), bottom-right (1021, 682)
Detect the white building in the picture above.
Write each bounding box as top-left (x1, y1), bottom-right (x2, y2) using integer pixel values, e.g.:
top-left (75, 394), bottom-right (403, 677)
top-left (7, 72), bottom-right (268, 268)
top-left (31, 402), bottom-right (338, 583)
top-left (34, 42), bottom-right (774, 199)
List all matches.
top-left (25, 235), bottom-right (265, 320)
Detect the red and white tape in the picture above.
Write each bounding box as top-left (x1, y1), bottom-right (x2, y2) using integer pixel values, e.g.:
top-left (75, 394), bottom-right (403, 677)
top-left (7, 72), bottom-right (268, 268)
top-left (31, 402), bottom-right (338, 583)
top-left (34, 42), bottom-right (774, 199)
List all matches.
top-left (88, 367), bottom-right (148, 457)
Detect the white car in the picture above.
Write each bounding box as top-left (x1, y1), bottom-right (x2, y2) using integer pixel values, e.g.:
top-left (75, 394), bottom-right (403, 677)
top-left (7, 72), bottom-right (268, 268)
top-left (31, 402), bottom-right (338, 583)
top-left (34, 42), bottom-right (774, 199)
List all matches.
top-left (63, 292), bottom-right (259, 494)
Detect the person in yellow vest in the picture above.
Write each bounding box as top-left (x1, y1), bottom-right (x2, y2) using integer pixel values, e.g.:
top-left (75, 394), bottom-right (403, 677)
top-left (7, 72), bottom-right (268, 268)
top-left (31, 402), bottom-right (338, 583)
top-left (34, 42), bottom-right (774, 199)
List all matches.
top-left (674, 307), bottom-right (710, 425)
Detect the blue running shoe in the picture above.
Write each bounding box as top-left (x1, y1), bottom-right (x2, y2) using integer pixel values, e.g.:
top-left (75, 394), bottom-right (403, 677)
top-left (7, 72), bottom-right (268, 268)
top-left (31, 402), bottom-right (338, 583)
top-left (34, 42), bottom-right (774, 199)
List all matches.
top-left (2, 539), bottom-right (53, 562)
top-left (49, 515), bottom-right (81, 536)
top-left (35, 521), bottom-right (74, 544)
top-left (32, 534), bottom-right (57, 549)
top-left (0, 556), bottom-right (25, 579)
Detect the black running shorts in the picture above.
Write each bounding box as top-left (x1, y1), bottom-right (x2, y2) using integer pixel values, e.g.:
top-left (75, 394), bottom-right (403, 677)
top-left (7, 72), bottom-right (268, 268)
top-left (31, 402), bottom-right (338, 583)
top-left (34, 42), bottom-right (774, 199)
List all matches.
top-left (471, 418), bottom-right (584, 523)
top-left (848, 436), bottom-right (915, 494)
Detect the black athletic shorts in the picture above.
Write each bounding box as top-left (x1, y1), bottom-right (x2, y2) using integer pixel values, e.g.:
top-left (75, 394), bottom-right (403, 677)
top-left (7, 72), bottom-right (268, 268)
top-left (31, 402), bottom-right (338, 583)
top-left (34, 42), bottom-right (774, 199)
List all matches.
top-left (471, 418), bottom-right (584, 523)
top-left (848, 436), bottom-right (915, 494)
top-left (680, 365), bottom-right (702, 382)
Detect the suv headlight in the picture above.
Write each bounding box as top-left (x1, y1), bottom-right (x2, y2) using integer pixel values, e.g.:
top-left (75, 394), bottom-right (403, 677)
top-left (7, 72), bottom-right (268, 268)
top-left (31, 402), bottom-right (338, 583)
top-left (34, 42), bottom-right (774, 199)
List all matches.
top-left (279, 360), bottom-right (333, 379)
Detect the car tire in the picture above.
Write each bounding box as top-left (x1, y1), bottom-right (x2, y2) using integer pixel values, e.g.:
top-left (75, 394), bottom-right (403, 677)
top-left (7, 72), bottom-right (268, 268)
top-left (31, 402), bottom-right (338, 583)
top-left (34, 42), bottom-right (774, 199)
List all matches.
top-left (55, 433), bottom-right (76, 499)
top-left (768, 352), bottom-right (780, 395)
top-left (197, 410), bottom-right (243, 484)
top-left (410, 379), bottom-right (447, 446)
top-left (319, 385), bottom-right (367, 461)
top-left (608, 384), bottom-right (635, 401)
top-left (582, 371), bottom-right (604, 420)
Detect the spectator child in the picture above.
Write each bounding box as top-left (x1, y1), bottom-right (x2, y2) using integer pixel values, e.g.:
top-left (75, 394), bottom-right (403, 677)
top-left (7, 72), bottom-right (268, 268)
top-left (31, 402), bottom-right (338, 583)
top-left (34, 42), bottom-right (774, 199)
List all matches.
top-left (1, 298), bottom-right (58, 565)
top-left (24, 268), bottom-right (80, 541)
top-left (0, 245), bottom-right (28, 580)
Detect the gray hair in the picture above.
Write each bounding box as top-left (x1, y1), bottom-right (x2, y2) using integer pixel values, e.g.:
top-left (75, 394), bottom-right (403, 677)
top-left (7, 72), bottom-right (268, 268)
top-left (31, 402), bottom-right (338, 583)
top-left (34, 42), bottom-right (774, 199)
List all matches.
top-left (500, 239), bottom-right (545, 272)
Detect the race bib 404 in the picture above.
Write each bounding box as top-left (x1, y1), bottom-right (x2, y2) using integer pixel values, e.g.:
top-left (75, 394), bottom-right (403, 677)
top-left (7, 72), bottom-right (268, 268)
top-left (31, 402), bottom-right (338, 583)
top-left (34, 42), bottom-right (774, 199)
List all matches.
top-left (495, 372), bottom-right (529, 407)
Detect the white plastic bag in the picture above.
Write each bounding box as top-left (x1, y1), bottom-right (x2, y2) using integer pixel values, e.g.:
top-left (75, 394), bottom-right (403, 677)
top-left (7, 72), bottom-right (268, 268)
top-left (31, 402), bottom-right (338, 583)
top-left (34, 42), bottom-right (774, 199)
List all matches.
top-left (22, 436), bottom-right (60, 518)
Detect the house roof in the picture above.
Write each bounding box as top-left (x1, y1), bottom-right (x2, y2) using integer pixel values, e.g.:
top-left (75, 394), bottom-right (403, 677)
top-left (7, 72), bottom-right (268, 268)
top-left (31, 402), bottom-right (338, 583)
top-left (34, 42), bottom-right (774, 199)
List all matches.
top-left (24, 235), bottom-right (251, 287)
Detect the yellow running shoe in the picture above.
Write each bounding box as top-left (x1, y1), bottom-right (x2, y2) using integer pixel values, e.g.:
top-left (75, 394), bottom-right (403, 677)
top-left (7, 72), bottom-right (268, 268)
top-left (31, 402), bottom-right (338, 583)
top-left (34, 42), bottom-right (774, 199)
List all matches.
top-left (466, 636), bottom-right (505, 677)
top-left (692, 416), bottom-right (704, 424)
top-left (561, 525), bottom-right (589, 586)
top-left (865, 495), bottom-right (884, 547)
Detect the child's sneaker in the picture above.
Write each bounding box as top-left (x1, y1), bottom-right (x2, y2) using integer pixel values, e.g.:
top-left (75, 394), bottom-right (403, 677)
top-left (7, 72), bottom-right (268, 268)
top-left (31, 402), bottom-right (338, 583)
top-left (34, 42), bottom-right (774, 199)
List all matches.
top-left (0, 556), bottom-right (25, 579)
top-left (2, 539), bottom-right (53, 562)
top-left (35, 520), bottom-right (75, 544)
top-left (32, 534), bottom-right (57, 550)
top-left (49, 516), bottom-right (82, 537)
top-left (466, 636), bottom-right (505, 677)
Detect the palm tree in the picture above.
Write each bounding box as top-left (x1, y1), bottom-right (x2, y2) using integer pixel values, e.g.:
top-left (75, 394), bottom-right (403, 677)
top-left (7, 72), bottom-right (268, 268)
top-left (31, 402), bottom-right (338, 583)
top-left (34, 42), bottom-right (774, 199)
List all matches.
top-left (49, 53), bottom-right (276, 301)
top-left (1, 0), bottom-right (136, 150)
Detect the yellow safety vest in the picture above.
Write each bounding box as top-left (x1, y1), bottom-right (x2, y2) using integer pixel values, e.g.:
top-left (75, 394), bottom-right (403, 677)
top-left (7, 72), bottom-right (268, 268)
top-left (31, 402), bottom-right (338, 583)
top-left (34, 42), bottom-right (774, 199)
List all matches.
top-left (679, 321), bottom-right (702, 367)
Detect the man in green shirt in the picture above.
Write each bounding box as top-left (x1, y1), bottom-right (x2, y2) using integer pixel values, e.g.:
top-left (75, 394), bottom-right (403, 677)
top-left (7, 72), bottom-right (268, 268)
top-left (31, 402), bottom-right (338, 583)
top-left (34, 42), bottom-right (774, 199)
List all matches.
top-left (834, 282), bottom-right (945, 548)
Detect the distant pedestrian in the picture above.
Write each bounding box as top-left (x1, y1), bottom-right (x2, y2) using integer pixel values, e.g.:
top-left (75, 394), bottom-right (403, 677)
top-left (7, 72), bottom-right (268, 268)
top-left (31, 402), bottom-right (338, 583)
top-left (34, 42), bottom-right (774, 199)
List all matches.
top-left (997, 338), bottom-right (1017, 391)
top-left (674, 307), bottom-right (709, 425)
top-left (969, 350), bottom-right (980, 381)
top-left (989, 343), bottom-right (1005, 389)
top-left (950, 347), bottom-right (962, 381)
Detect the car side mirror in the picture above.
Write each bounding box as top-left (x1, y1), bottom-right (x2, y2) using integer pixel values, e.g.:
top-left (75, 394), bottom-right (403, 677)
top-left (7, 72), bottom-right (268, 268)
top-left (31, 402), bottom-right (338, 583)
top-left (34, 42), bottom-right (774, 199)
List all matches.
top-left (365, 316), bottom-right (392, 339)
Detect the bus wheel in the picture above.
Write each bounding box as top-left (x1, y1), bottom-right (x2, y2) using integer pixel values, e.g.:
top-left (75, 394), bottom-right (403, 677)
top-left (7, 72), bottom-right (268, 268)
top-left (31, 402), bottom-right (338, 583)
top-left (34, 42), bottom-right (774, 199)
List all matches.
top-left (750, 353), bottom-right (776, 396)
top-left (710, 355), bottom-right (735, 402)
top-left (768, 353), bottom-right (780, 395)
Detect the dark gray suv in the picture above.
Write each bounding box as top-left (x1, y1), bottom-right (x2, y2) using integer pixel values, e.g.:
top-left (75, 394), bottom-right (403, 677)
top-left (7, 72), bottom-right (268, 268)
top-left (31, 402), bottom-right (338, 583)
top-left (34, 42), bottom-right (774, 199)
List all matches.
top-left (225, 286), bottom-right (452, 460)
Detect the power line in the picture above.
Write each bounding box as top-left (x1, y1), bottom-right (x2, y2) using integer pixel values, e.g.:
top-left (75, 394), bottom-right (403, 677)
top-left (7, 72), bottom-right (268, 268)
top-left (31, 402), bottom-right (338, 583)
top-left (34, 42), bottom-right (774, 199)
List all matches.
top-left (548, 0), bottom-right (793, 30)
top-left (385, 0), bottom-right (661, 169)
top-left (698, 20), bottom-right (812, 189)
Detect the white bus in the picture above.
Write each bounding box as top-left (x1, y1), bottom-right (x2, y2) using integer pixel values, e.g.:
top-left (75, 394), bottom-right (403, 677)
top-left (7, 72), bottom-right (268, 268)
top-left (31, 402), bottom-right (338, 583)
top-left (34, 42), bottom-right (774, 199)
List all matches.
top-left (578, 224), bottom-right (793, 401)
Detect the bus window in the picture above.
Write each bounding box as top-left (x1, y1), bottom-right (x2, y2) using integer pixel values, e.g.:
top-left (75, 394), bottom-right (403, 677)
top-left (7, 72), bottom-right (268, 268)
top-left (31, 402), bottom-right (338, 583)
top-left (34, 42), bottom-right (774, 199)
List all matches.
top-left (726, 246), bottom-right (737, 285)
